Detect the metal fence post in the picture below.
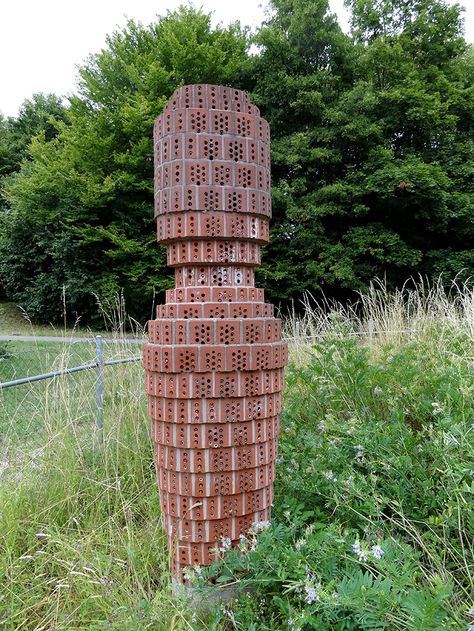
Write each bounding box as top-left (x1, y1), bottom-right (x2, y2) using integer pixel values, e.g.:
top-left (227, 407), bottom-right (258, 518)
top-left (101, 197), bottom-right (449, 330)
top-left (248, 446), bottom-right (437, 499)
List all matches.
top-left (95, 335), bottom-right (104, 439)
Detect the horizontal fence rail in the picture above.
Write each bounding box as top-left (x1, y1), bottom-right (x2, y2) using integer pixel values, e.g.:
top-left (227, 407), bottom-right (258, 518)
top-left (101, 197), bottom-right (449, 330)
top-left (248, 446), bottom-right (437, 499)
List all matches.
top-left (0, 336), bottom-right (142, 439)
top-left (0, 323), bottom-right (416, 437)
top-left (0, 356), bottom-right (142, 389)
top-left (0, 323), bottom-right (416, 391)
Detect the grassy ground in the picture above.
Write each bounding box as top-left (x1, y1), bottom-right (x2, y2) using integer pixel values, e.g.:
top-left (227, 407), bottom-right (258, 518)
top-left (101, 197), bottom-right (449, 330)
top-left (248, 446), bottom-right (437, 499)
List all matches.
top-left (0, 280), bottom-right (473, 630)
top-left (0, 339), bottom-right (142, 440)
top-left (0, 296), bottom-right (147, 338)
top-left (0, 302), bottom-right (96, 337)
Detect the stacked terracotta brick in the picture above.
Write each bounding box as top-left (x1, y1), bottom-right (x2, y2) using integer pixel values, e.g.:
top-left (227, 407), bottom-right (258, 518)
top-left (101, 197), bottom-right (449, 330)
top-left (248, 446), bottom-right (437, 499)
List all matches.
top-left (144, 84), bottom-right (288, 580)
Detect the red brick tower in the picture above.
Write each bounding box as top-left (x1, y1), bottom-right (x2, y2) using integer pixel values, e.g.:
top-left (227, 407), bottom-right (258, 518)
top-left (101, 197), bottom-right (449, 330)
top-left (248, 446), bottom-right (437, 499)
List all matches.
top-left (144, 84), bottom-right (288, 580)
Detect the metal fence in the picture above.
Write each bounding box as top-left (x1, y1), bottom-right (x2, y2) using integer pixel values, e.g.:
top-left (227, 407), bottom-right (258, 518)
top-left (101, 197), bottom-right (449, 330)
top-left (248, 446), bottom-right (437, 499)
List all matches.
top-left (0, 321), bottom-right (412, 440)
top-left (0, 336), bottom-right (144, 440)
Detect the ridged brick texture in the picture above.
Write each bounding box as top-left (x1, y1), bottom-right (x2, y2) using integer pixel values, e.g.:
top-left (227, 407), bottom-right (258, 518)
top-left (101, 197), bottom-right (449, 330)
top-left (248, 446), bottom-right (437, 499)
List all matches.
top-left (144, 84), bottom-right (288, 580)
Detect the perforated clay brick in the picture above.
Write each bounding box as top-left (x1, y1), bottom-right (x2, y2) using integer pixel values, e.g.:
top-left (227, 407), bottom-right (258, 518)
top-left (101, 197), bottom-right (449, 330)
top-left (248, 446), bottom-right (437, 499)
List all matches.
top-left (145, 84), bottom-right (287, 581)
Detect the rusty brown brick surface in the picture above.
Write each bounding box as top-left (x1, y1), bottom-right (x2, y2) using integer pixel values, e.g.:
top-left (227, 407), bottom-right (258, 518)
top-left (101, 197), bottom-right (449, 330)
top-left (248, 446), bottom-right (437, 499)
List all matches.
top-left (144, 84), bottom-right (287, 580)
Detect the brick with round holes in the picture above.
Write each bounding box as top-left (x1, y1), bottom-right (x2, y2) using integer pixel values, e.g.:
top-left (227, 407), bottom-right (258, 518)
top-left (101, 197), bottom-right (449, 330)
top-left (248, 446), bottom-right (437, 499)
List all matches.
top-left (143, 343), bottom-right (287, 374)
top-left (155, 301), bottom-right (274, 319)
top-left (151, 415), bottom-right (280, 449)
top-left (145, 368), bottom-right (285, 399)
top-left (166, 240), bottom-right (262, 267)
top-left (159, 486), bottom-right (274, 521)
top-left (154, 186), bottom-right (272, 217)
top-left (165, 286), bottom-right (265, 304)
top-left (147, 318), bottom-right (281, 345)
top-left (174, 265), bottom-right (255, 288)
top-left (147, 392), bottom-right (283, 425)
top-left (155, 461), bottom-right (275, 496)
top-left (166, 507), bottom-right (271, 542)
top-left (156, 212), bottom-right (270, 244)
top-left (154, 438), bottom-right (277, 473)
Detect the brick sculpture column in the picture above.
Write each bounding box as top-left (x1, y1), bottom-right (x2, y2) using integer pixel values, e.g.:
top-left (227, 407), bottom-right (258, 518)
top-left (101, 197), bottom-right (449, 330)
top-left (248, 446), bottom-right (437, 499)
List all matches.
top-left (144, 84), bottom-right (288, 581)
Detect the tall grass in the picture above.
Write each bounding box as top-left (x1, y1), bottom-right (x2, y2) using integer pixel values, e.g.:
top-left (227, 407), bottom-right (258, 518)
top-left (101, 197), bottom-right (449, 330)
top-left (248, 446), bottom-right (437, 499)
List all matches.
top-left (0, 341), bottom-right (187, 629)
top-left (0, 279), bottom-right (473, 629)
top-left (284, 276), bottom-right (474, 361)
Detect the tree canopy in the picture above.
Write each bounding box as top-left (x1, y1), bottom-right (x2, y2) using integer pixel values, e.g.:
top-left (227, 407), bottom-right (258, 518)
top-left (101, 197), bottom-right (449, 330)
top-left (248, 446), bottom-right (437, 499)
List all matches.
top-left (0, 1), bottom-right (473, 322)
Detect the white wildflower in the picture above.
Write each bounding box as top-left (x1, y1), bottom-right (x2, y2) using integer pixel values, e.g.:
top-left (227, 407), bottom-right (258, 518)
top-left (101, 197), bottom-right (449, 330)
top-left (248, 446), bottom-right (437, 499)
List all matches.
top-left (324, 470), bottom-right (335, 481)
top-left (253, 520), bottom-right (271, 533)
top-left (431, 402), bottom-right (443, 415)
top-left (305, 585), bottom-right (318, 604)
top-left (352, 541), bottom-right (368, 562)
top-left (182, 566), bottom-right (193, 581)
top-left (371, 545), bottom-right (384, 560)
top-left (373, 386), bottom-right (383, 396)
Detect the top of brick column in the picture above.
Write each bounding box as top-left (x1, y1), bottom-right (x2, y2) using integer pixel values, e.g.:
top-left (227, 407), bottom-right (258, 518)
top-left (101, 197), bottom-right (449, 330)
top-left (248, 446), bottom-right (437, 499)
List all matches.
top-left (153, 85), bottom-right (272, 241)
top-left (162, 84), bottom-right (260, 115)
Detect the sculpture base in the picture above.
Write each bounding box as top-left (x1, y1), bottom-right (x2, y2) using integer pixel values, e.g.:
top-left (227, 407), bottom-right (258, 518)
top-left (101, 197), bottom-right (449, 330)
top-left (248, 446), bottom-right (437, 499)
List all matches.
top-left (172, 578), bottom-right (250, 609)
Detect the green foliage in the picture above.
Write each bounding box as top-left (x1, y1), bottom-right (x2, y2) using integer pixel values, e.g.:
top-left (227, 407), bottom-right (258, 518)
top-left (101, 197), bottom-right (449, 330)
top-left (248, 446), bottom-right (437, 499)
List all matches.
top-left (253, 0), bottom-right (474, 302)
top-left (0, 7), bottom-right (250, 323)
top-left (0, 93), bottom-right (66, 178)
top-left (1, 313), bottom-right (473, 627)
top-left (188, 331), bottom-right (473, 629)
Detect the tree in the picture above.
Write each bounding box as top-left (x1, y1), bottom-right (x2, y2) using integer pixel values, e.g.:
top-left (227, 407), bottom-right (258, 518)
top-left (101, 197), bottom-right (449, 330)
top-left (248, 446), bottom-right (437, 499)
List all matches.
top-left (0, 7), bottom-right (250, 322)
top-left (251, 0), bottom-right (474, 302)
top-left (2, 1), bottom-right (473, 322)
top-left (0, 93), bottom-right (66, 178)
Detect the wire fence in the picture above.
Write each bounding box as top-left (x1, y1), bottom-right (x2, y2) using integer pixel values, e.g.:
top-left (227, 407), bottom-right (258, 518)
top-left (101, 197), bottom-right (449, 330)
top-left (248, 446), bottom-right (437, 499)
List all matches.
top-left (0, 336), bottom-right (146, 443)
top-left (0, 320), bottom-right (414, 443)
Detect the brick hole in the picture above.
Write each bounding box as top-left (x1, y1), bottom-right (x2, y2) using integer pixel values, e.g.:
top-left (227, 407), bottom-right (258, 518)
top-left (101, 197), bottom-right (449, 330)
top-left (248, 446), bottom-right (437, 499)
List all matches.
top-left (187, 137), bottom-right (194, 157)
top-left (197, 266), bottom-right (206, 285)
top-left (173, 138), bottom-right (180, 158)
top-left (249, 141), bottom-right (256, 161)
